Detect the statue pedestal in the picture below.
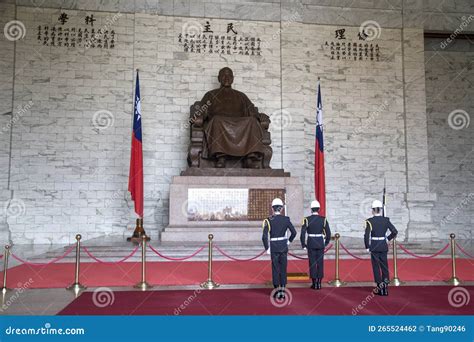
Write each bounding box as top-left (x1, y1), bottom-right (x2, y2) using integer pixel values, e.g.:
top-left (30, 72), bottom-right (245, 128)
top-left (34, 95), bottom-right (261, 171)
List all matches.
top-left (162, 174), bottom-right (303, 242)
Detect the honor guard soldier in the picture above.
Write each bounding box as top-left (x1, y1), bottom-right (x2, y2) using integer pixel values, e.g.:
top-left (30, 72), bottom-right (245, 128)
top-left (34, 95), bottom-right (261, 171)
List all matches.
top-left (262, 198), bottom-right (297, 299)
top-left (300, 200), bottom-right (331, 290)
top-left (364, 200), bottom-right (398, 296)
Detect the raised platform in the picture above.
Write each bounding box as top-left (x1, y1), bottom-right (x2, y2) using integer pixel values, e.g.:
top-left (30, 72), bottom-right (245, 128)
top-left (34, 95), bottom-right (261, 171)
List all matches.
top-left (162, 175), bottom-right (303, 243)
top-left (180, 168), bottom-right (290, 177)
top-left (161, 223), bottom-right (264, 242)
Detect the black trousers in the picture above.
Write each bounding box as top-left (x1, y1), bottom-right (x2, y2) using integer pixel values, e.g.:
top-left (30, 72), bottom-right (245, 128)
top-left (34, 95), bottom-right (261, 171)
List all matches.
top-left (308, 248), bottom-right (325, 279)
top-left (370, 251), bottom-right (389, 284)
top-left (271, 252), bottom-right (288, 287)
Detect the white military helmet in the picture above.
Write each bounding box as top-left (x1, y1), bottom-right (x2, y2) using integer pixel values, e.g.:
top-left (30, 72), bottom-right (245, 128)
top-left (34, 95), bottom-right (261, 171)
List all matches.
top-left (272, 198), bottom-right (284, 207)
top-left (310, 200), bottom-right (320, 209)
top-left (371, 200), bottom-right (383, 209)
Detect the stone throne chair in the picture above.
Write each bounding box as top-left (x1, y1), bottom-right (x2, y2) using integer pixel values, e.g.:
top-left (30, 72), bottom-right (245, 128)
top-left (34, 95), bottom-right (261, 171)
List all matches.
top-left (186, 101), bottom-right (273, 169)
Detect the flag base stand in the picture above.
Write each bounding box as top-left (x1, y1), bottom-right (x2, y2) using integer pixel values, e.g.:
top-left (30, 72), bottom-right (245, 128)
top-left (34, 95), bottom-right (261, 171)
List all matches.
top-left (127, 218), bottom-right (150, 243)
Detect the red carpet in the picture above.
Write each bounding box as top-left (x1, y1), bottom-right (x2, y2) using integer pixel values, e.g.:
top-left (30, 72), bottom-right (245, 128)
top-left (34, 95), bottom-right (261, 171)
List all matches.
top-left (59, 286), bottom-right (474, 315)
top-left (7, 258), bottom-right (474, 288)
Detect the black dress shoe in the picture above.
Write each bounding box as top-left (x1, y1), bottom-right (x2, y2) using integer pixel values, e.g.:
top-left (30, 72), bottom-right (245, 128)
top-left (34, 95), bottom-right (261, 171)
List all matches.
top-left (316, 282), bottom-right (322, 290)
top-left (310, 283), bottom-right (316, 289)
top-left (374, 284), bottom-right (383, 296)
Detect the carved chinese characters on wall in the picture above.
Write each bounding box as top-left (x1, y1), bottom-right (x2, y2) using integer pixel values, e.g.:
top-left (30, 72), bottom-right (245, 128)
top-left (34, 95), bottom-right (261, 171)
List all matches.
top-left (36, 11), bottom-right (119, 49)
top-left (177, 20), bottom-right (262, 56)
top-left (323, 27), bottom-right (382, 62)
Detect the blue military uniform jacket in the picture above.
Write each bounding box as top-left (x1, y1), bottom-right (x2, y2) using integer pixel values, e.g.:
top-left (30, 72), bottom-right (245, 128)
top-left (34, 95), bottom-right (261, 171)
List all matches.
top-left (262, 214), bottom-right (297, 253)
top-left (300, 215), bottom-right (331, 249)
top-left (364, 216), bottom-right (398, 252)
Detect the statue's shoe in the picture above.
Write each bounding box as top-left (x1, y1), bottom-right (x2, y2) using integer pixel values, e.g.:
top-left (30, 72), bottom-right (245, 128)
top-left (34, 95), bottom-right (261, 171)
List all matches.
top-left (216, 157), bottom-right (226, 168)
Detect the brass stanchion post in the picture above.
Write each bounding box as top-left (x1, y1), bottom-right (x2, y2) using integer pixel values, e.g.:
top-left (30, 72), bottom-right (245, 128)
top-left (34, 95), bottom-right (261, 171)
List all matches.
top-left (328, 233), bottom-right (345, 287)
top-left (1, 245), bottom-right (11, 294)
top-left (200, 234), bottom-right (219, 289)
top-left (134, 235), bottom-right (153, 290)
top-left (446, 233), bottom-right (461, 286)
top-left (391, 238), bottom-right (403, 286)
top-left (67, 234), bottom-right (86, 294)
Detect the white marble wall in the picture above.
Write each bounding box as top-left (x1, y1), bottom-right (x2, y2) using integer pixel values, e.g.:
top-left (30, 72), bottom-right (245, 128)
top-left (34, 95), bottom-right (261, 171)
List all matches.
top-left (1, 1), bottom-right (473, 244)
top-left (425, 39), bottom-right (474, 241)
top-left (0, 3), bottom-right (16, 245)
top-left (282, 22), bottom-right (409, 237)
top-left (9, 7), bottom-right (136, 243)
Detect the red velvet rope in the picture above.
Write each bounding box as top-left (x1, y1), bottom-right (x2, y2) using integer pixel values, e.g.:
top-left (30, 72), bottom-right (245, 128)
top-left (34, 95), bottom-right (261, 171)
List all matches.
top-left (215, 245), bottom-right (266, 261)
top-left (398, 243), bottom-right (449, 259)
top-left (456, 243), bottom-right (474, 259)
top-left (10, 245), bottom-right (75, 266)
top-left (339, 243), bottom-right (369, 260)
top-left (148, 244), bottom-right (206, 261)
top-left (287, 244), bottom-right (333, 260)
top-left (82, 245), bottom-right (140, 264)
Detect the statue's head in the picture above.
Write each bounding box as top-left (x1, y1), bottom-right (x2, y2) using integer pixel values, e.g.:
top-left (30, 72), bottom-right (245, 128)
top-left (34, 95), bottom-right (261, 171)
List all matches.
top-left (218, 67), bottom-right (234, 88)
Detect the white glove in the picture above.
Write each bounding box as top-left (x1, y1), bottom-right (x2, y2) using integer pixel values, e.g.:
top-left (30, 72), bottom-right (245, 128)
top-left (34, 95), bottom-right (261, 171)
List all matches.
top-left (287, 240), bottom-right (290, 245)
top-left (303, 247), bottom-right (307, 251)
top-left (266, 248), bottom-right (270, 255)
top-left (366, 248), bottom-right (370, 253)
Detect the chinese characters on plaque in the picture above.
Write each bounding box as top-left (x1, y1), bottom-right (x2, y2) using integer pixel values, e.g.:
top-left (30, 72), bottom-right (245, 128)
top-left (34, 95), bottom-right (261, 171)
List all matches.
top-left (324, 28), bottom-right (381, 62)
top-left (187, 188), bottom-right (285, 221)
top-left (36, 12), bottom-right (116, 49)
top-left (178, 21), bottom-right (262, 56)
top-left (247, 189), bottom-right (286, 220)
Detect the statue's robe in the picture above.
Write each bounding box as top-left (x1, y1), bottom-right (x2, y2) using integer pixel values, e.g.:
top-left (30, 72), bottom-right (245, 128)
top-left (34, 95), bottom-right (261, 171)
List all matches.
top-left (200, 87), bottom-right (266, 159)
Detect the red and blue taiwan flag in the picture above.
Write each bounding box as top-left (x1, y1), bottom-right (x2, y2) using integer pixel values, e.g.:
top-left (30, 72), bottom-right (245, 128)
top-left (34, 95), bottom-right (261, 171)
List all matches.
top-left (315, 80), bottom-right (326, 216)
top-left (128, 71), bottom-right (143, 217)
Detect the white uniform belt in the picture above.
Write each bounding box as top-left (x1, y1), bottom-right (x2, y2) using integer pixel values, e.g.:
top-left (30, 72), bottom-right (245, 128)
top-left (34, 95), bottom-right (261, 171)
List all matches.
top-left (371, 236), bottom-right (386, 240)
top-left (270, 237), bottom-right (288, 241)
top-left (308, 234), bottom-right (324, 237)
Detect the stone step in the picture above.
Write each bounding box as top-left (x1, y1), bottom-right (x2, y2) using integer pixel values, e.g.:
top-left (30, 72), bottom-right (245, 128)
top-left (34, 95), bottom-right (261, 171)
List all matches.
top-left (161, 231), bottom-right (263, 242)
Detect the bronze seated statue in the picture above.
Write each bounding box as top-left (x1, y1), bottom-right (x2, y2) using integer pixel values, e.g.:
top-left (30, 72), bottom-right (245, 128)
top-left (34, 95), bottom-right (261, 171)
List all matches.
top-left (186, 67), bottom-right (272, 169)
